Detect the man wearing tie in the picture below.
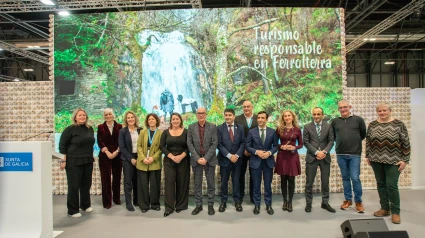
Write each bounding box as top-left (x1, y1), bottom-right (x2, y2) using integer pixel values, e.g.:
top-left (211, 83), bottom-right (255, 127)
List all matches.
top-left (217, 108), bottom-right (245, 212)
top-left (235, 100), bottom-right (258, 203)
top-left (246, 111), bottom-right (279, 215)
top-left (187, 107), bottom-right (218, 215)
top-left (303, 107), bottom-right (335, 213)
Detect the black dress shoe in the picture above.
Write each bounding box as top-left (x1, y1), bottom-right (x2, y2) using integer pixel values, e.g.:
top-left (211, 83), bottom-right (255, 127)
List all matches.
top-left (266, 205), bottom-right (274, 215)
top-left (282, 202), bottom-right (288, 211)
top-left (114, 200), bottom-right (122, 205)
top-left (176, 209), bottom-right (182, 213)
top-left (134, 203), bottom-right (139, 207)
top-left (253, 206), bottom-right (260, 215)
top-left (191, 205), bottom-right (203, 215)
top-left (208, 205), bottom-right (215, 215)
top-left (287, 202), bottom-right (293, 212)
top-left (152, 207), bottom-right (161, 211)
top-left (219, 202), bottom-right (226, 213)
top-left (164, 211), bottom-right (173, 217)
top-left (305, 203), bottom-right (312, 213)
top-left (321, 203), bottom-right (336, 213)
top-left (235, 202), bottom-right (243, 212)
top-left (127, 206), bottom-right (135, 212)
top-left (141, 209), bottom-right (148, 213)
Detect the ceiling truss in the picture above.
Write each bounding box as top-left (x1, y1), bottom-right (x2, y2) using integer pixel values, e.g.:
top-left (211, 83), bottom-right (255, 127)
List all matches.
top-left (0, 0), bottom-right (203, 13)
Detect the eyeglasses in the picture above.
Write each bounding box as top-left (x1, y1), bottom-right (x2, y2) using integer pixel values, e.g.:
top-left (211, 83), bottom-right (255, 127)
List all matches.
top-left (338, 106), bottom-right (349, 110)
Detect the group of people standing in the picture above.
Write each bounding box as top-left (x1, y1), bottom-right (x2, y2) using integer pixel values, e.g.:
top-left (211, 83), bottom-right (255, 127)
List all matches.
top-left (58, 99), bottom-right (410, 225)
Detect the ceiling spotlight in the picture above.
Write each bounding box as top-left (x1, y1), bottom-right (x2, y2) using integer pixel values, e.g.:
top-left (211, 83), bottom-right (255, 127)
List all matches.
top-left (58, 11), bottom-right (70, 16)
top-left (384, 61), bottom-right (395, 65)
top-left (40, 0), bottom-right (55, 5)
top-left (13, 78), bottom-right (20, 82)
top-left (23, 69), bottom-right (34, 72)
top-left (369, 38), bottom-right (376, 41)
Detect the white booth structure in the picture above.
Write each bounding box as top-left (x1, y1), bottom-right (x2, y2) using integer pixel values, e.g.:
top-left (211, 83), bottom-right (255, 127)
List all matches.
top-left (0, 141), bottom-right (53, 238)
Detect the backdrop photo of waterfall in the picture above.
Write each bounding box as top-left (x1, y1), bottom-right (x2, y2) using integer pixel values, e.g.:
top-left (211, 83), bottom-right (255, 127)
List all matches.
top-left (54, 8), bottom-right (344, 140)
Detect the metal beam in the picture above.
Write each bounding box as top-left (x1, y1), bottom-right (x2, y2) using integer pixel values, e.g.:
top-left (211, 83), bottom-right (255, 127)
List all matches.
top-left (0, 40), bottom-right (49, 64)
top-left (345, 0), bottom-right (387, 31)
top-left (346, 0), bottom-right (425, 53)
top-left (0, 13), bottom-right (49, 38)
top-left (0, 0), bottom-right (200, 13)
top-left (0, 74), bottom-right (27, 82)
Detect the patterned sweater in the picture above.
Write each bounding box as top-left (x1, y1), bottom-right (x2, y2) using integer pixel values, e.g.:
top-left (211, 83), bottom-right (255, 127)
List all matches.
top-left (366, 119), bottom-right (410, 164)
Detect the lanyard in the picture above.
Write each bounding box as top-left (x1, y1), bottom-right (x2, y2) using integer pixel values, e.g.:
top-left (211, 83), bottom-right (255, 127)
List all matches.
top-left (247, 117), bottom-right (253, 128)
top-left (148, 129), bottom-right (157, 146)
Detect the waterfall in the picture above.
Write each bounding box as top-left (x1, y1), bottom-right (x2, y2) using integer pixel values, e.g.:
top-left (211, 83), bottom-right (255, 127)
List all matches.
top-left (136, 30), bottom-right (207, 114)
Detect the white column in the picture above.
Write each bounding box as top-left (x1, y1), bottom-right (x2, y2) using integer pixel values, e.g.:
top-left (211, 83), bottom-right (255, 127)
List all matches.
top-left (0, 141), bottom-right (53, 238)
top-left (411, 88), bottom-right (425, 189)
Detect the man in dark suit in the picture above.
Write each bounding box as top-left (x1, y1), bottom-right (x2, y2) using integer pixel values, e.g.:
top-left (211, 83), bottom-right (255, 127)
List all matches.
top-left (217, 108), bottom-right (245, 212)
top-left (187, 107), bottom-right (218, 215)
top-left (246, 111), bottom-right (278, 215)
top-left (303, 107), bottom-right (335, 213)
top-left (235, 100), bottom-right (258, 203)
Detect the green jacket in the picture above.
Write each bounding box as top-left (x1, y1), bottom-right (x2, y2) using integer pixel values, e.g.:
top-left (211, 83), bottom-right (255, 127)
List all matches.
top-left (136, 128), bottom-right (163, 171)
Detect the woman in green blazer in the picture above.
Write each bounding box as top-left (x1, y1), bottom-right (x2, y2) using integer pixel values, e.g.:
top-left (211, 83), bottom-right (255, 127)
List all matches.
top-left (136, 113), bottom-right (163, 213)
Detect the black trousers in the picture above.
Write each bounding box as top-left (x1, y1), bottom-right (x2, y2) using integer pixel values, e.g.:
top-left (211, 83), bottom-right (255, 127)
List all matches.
top-left (137, 169), bottom-right (161, 210)
top-left (65, 161), bottom-right (93, 215)
top-left (240, 155), bottom-right (253, 202)
top-left (122, 155), bottom-right (138, 209)
top-left (164, 157), bottom-right (190, 213)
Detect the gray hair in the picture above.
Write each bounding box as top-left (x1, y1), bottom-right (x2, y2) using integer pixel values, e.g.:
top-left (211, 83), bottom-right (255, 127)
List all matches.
top-left (103, 108), bottom-right (116, 120)
top-left (338, 100), bottom-right (351, 106)
top-left (376, 102), bottom-right (392, 112)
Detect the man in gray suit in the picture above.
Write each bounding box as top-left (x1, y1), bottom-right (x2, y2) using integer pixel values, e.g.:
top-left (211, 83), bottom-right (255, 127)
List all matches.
top-left (187, 107), bottom-right (218, 215)
top-left (303, 107), bottom-right (335, 213)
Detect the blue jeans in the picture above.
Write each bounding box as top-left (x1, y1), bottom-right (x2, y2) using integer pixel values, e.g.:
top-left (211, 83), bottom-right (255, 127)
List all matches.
top-left (337, 155), bottom-right (362, 203)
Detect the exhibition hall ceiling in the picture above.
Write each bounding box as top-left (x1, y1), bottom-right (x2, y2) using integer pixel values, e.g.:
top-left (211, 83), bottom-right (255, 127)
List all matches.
top-left (0, 0), bottom-right (424, 80)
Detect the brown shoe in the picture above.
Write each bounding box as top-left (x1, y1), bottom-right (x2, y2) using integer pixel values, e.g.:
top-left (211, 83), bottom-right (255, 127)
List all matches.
top-left (392, 214), bottom-right (401, 224)
top-left (373, 209), bottom-right (390, 217)
top-left (340, 200), bottom-right (352, 210)
top-left (355, 202), bottom-right (365, 213)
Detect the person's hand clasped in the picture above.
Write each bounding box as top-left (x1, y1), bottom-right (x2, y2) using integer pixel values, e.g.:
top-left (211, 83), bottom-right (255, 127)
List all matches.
top-left (131, 158), bottom-right (137, 166)
top-left (230, 155), bottom-right (238, 163)
top-left (105, 151), bottom-right (114, 159)
top-left (316, 151), bottom-right (326, 160)
top-left (197, 158), bottom-right (207, 165)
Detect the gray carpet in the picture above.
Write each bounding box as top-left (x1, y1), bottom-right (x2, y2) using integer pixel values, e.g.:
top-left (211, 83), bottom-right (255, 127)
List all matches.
top-left (53, 189), bottom-right (425, 238)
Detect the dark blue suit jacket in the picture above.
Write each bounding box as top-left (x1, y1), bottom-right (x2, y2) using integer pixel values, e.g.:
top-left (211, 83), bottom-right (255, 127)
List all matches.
top-left (217, 122), bottom-right (245, 167)
top-left (118, 127), bottom-right (142, 162)
top-left (246, 127), bottom-right (279, 169)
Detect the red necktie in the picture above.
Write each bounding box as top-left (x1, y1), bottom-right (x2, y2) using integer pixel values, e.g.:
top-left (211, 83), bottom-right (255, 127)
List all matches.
top-left (228, 125), bottom-right (234, 142)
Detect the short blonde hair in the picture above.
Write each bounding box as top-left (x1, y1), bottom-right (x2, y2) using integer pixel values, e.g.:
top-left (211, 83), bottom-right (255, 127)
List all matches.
top-left (122, 110), bottom-right (140, 128)
top-left (376, 102), bottom-right (392, 112)
top-left (71, 108), bottom-right (90, 127)
top-left (103, 108), bottom-right (116, 120)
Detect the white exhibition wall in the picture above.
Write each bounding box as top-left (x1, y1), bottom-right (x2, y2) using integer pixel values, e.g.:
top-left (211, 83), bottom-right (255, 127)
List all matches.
top-left (411, 88), bottom-right (425, 189)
